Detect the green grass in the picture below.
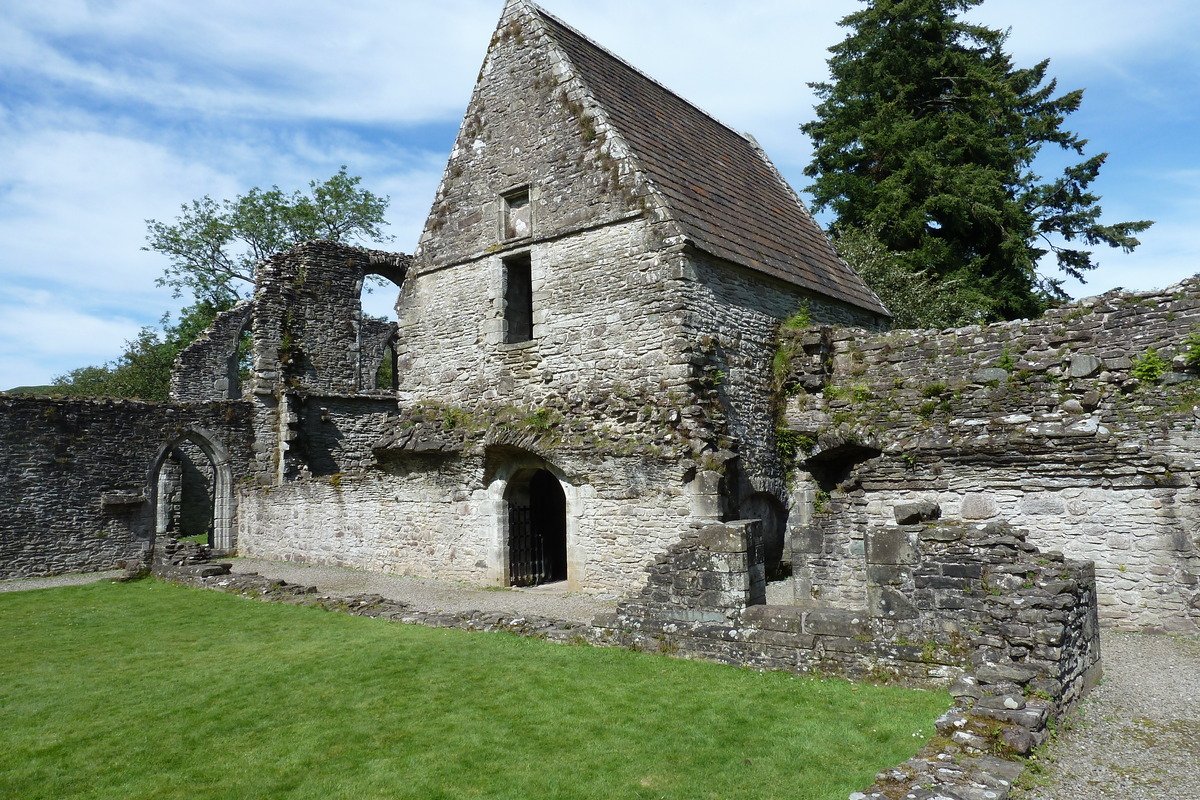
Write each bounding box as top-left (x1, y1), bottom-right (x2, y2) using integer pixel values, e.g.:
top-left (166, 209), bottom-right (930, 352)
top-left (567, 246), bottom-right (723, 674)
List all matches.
top-left (0, 581), bottom-right (949, 799)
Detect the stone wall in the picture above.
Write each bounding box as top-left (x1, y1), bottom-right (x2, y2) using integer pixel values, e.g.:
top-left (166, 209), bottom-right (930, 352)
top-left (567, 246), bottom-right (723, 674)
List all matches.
top-left (400, 219), bottom-right (688, 408)
top-left (295, 395), bottom-right (398, 477)
top-left (250, 242), bottom-right (407, 397)
top-left (681, 249), bottom-right (888, 520)
top-left (414, 1), bottom-right (655, 272)
top-left (0, 395), bottom-right (254, 577)
top-left (237, 448), bottom-right (702, 593)
top-left (170, 301), bottom-right (254, 403)
top-left (779, 278), bottom-right (1200, 632)
top-left (611, 517), bottom-right (1098, 696)
top-left (605, 515), bottom-right (1099, 798)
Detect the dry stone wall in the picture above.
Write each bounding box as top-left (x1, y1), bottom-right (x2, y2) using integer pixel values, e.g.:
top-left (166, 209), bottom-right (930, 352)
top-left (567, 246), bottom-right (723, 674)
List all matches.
top-left (250, 242), bottom-right (406, 398)
top-left (607, 515), bottom-right (1098, 799)
top-left (294, 396), bottom-right (398, 477)
top-left (170, 301), bottom-right (254, 403)
top-left (780, 278), bottom-right (1200, 632)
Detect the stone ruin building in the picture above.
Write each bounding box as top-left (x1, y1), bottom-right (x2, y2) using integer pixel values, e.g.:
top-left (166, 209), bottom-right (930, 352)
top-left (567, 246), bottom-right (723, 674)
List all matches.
top-left (4, 1), bottom-right (1200, 793)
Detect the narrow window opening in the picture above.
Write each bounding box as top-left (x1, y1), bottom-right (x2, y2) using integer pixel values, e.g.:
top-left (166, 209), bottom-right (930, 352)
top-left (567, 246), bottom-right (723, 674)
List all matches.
top-left (503, 254), bottom-right (534, 343)
top-left (502, 188), bottom-right (531, 240)
top-left (226, 323), bottom-right (254, 399)
top-left (375, 339), bottom-right (397, 390)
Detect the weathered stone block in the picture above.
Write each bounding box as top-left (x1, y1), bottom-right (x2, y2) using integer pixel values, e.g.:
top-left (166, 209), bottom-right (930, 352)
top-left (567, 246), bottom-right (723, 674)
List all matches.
top-left (868, 586), bottom-right (919, 620)
top-left (894, 501), bottom-right (940, 525)
top-left (975, 662), bottom-right (1044, 685)
top-left (791, 525), bottom-right (823, 554)
top-left (803, 608), bottom-right (870, 637)
top-left (866, 528), bottom-right (918, 565)
top-left (971, 368), bottom-right (1010, 384)
top-left (699, 520), bottom-right (757, 553)
top-left (920, 526), bottom-right (965, 542)
top-left (961, 493), bottom-right (998, 520)
top-left (943, 563), bottom-right (983, 579)
top-left (1068, 354), bottom-right (1102, 378)
top-left (867, 564), bottom-right (908, 586)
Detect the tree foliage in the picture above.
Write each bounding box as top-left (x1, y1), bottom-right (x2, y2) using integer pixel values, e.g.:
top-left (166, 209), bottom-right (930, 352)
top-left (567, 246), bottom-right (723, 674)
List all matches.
top-left (145, 166), bottom-right (391, 305)
top-left (803, 0), bottom-right (1152, 320)
top-left (833, 225), bottom-right (986, 329)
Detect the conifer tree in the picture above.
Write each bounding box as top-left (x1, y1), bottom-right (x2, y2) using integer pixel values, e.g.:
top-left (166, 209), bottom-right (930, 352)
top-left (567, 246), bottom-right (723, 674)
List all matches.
top-left (802, 0), bottom-right (1152, 320)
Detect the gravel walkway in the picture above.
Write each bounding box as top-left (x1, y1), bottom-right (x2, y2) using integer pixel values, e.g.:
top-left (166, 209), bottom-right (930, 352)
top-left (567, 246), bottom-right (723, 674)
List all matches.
top-left (1014, 630), bottom-right (1200, 800)
top-left (228, 557), bottom-right (618, 625)
top-left (0, 570), bottom-right (124, 592)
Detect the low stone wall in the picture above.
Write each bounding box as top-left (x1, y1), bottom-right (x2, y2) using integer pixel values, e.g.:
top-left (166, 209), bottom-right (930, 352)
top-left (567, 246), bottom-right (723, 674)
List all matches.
top-left (611, 517), bottom-right (1098, 694)
top-left (607, 516), bottom-right (1098, 798)
top-left (170, 301), bottom-right (254, 403)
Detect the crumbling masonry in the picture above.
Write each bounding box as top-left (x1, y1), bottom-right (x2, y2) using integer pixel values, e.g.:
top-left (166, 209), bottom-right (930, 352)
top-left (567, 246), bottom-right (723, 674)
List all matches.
top-left (3, 1), bottom-right (1197, 795)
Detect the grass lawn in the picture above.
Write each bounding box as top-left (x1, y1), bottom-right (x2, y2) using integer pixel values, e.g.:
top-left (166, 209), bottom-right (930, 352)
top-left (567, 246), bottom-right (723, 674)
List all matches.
top-left (0, 580), bottom-right (949, 799)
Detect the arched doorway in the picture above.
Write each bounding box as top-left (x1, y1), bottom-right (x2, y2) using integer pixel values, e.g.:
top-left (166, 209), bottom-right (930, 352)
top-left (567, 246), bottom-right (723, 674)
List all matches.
top-left (156, 440), bottom-right (216, 544)
top-left (149, 427), bottom-right (236, 554)
top-left (506, 468), bottom-right (567, 586)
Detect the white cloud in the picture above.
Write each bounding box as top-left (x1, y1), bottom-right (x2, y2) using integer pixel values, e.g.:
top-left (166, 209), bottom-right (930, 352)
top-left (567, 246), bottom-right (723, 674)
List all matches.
top-left (0, 0), bottom-right (1198, 387)
top-left (0, 289), bottom-right (146, 388)
top-left (967, 0), bottom-right (1200, 64)
top-left (0, 0), bottom-right (498, 123)
top-left (0, 123), bottom-right (236, 291)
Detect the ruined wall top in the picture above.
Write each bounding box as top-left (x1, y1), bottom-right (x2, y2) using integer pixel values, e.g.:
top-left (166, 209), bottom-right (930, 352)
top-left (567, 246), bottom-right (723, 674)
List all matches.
top-left (169, 241), bottom-right (410, 402)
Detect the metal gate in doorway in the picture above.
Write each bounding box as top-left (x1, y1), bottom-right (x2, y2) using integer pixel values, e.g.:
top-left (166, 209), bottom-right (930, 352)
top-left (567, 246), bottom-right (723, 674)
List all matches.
top-left (508, 505), bottom-right (551, 586)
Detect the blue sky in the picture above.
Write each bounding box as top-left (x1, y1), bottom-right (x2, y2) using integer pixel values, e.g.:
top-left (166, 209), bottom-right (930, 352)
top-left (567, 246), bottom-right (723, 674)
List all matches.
top-left (1, 0), bottom-right (1197, 390)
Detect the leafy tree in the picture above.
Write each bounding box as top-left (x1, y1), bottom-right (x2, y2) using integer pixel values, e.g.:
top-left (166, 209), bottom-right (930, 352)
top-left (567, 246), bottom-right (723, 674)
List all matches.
top-left (834, 225), bottom-right (986, 329)
top-left (803, 0), bottom-right (1152, 320)
top-left (145, 166), bottom-right (391, 305)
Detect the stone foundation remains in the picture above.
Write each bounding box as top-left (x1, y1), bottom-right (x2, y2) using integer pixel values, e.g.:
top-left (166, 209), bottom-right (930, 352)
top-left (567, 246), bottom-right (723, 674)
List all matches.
top-left (778, 280), bottom-right (1200, 634)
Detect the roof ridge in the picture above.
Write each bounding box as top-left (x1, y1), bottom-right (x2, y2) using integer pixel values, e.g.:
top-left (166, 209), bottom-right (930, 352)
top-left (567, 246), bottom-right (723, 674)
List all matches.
top-left (521, 3), bottom-right (690, 248)
top-left (528, 2), bottom-right (757, 147)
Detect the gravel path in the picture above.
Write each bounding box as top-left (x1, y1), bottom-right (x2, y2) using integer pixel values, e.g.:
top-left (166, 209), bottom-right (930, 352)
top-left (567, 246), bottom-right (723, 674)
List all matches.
top-left (1014, 630), bottom-right (1200, 800)
top-left (229, 557), bottom-right (618, 625)
top-left (0, 570), bottom-right (123, 592)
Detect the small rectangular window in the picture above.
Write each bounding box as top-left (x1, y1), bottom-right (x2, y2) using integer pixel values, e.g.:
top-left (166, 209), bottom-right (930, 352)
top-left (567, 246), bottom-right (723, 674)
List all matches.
top-left (504, 254), bottom-right (533, 343)
top-left (502, 188), bottom-right (531, 240)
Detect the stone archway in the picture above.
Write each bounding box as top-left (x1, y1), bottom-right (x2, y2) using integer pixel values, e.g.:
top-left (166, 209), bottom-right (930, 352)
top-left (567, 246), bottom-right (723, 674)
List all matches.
top-left (148, 427), bottom-right (236, 554)
top-left (484, 446), bottom-right (578, 589)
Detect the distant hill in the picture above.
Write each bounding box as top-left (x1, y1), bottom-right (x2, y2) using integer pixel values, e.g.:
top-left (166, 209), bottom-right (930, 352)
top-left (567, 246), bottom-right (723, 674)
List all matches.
top-left (3, 385), bottom-right (58, 396)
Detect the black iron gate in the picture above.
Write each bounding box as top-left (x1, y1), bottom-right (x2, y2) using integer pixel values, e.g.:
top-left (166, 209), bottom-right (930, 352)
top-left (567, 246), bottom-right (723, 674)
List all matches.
top-left (508, 505), bottom-right (550, 586)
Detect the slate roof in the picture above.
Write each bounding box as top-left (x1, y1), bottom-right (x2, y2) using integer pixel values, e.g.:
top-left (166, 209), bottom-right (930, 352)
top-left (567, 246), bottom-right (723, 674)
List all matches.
top-left (533, 5), bottom-right (888, 317)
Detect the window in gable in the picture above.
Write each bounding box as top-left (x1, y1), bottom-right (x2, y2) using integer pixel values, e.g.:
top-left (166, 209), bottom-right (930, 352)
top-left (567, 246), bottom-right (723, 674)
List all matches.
top-left (502, 187), bottom-right (532, 240)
